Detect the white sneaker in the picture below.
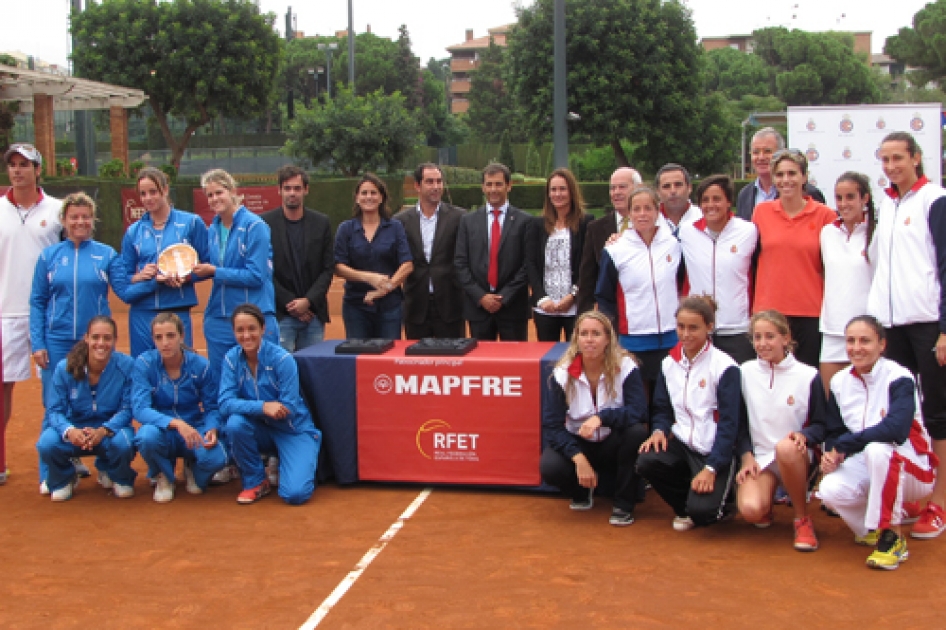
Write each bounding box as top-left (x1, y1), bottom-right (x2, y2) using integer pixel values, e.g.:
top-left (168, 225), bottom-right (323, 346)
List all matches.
top-left (0, 469), bottom-right (8, 485)
top-left (39, 480), bottom-right (50, 495)
top-left (113, 483), bottom-right (135, 499)
top-left (51, 479), bottom-right (76, 502)
top-left (98, 471), bottom-right (114, 489)
top-left (266, 456), bottom-right (279, 487)
top-left (183, 461), bottom-right (202, 495)
top-left (153, 473), bottom-right (175, 503)
top-left (72, 458), bottom-right (91, 478)
top-left (673, 516), bottom-right (695, 532)
top-left (211, 465), bottom-right (238, 485)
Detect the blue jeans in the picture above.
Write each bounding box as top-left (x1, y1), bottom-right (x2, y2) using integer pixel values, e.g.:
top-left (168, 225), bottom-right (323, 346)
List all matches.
top-left (342, 302), bottom-right (402, 340)
top-left (278, 316), bottom-right (324, 352)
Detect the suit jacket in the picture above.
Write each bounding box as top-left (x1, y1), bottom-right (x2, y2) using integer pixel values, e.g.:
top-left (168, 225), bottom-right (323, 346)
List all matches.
top-left (393, 203), bottom-right (465, 325)
top-left (261, 207), bottom-right (334, 323)
top-left (526, 213), bottom-right (593, 307)
top-left (736, 181), bottom-right (826, 222)
top-left (577, 211), bottom-right (619, 314)
top-left (454, 204), bottom-right (531, 322)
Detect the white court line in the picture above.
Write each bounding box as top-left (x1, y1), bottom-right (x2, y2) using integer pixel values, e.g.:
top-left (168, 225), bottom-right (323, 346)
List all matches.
top-left (298, 488), bottom-right (433, 630)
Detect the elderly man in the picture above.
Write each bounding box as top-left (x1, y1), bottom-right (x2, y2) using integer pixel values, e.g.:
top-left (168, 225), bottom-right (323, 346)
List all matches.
top-left (576, 166), bottom-right (642, 314)
top-left (736, 127), bottom-right (825, 221)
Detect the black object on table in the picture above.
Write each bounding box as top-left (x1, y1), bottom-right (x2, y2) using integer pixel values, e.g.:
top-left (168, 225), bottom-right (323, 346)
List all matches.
top-left (334, 339), bottom-right (396, 355)
top-left (404, 338), bottom-right (478, 356)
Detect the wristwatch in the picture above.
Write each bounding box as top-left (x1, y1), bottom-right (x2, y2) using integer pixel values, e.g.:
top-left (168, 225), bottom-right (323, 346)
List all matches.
top-left (570, 285), bottom-right (578, 297)
top-left (704, 465), bottom-right (716, 474)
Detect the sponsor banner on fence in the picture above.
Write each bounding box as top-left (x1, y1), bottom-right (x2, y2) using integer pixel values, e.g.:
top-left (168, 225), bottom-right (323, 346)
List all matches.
top-left (356, 342), bottom-right (552, 485)
top-left (122, 188), bottom-right (146, 229)
top-left (788, 104), bottom-right (942, 209)
top-left (192, 186), bottom-right (281, 225)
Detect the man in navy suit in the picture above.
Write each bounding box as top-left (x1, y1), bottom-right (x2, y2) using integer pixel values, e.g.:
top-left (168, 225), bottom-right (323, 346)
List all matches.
top-left (454, 163), bottom-right (530, 341)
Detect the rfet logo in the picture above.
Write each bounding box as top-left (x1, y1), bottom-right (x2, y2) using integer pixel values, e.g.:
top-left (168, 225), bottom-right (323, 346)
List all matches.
top-left (416, 419), bottom-right (480, 461)
top-left (910, 115), bottom-right (924, 132)
top-left (806, 144), bottom-right (820, 163)
top-left (121, 188), bottom-right (146, 229)
top-left (840, 116), bottom-right (853, 133)
top-left (806, 118), bottom-right (816, 131)
top-left (374, 374), bottom-right (394, 394)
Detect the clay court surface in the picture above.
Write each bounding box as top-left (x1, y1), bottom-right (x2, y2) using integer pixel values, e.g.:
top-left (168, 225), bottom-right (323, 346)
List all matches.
top-left (2, 283), bottom-right (945, 628)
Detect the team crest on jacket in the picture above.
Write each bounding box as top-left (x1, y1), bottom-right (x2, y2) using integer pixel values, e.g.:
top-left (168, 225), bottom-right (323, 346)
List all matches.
top-left (880, 408), bottom-right (886, 417)
top-left (666, 255), bottom-right (672, 263)
top-left (730, 245), bottom-right (737, 253)
top-left (699, 378), bottom-right (706, 388)
top-left (787, 395), bottom-right (795, 406)
top-left (41, 220), bottom-right (47, 227)
top-left (905, 217), bottom-right (911, 226)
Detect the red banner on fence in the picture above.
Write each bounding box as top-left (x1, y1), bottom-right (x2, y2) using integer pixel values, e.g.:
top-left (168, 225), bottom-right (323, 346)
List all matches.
top-left (122, 188), bottom-right (146, 230)
top-left (192, 186), bottom-right (281, 226)
top-left (356, 342), bottom-right (551, 485)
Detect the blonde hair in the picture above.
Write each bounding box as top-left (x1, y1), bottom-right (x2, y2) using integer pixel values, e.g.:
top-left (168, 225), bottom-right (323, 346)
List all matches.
top-left (555, 311), bottom-right (634, 406)
top-left (628, 186), bottom-right (660, 211)
top-left (749, 309), bottom-right (798, 354)
top-left (201, 168), bottom-right (243, 206)
top-left (59, 192), bottom-right (98, 230)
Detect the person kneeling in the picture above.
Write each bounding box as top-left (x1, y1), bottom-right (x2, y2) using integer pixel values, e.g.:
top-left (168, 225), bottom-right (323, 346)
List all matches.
top-left (816, 316), bottom-right (937, 570)
top-left (37, 316), bottom-right (137, 501)
top-left (637, 297), bottom-right (741, 530)
top-left (220, 304), bottom-right (321, 505)
top-left (133, 313), bottom-right (227, 503)
top-left (540, 311), bottom-right (649, 526)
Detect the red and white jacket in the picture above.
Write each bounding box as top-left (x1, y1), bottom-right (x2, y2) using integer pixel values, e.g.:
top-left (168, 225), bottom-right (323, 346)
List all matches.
top-left (652, 342), bottom-right (741, 471)
top-left (868, 176), bottom-right (946, 331)
top-left (679, 217), bottom-right (758, 335)
top-left (596, 225), bottom-right (681, 336)
top-left (820, 219), bottom-right (873, 336)
top-left (738, 354), bottom-right (824, 469)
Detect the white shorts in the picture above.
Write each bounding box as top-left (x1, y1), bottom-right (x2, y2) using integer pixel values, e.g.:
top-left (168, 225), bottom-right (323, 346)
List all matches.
top-left (820, 333), bottom-right (848, 363)
top-left (1, 317), bottom-right (32, 382)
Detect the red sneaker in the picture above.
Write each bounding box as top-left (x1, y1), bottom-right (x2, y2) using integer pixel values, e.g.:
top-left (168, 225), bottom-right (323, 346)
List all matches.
top-left (237, 479), bottom-right (271, 505)
top-left (902, 500), bottom-right (923, 524)
top-left (793, 516), bottom-right (819, 551)
top-left (910, 502), bottom-right (946, 539)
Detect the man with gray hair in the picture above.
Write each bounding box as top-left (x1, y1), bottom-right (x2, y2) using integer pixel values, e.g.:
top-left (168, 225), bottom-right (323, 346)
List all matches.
top-left (576, 166), bottom-right (642, 313)
top-left (736, 127), bottom-right (824, 221)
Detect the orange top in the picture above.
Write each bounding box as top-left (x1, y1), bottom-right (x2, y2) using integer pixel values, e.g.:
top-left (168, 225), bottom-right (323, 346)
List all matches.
top-left (752, 197), bottom-right (837, 317)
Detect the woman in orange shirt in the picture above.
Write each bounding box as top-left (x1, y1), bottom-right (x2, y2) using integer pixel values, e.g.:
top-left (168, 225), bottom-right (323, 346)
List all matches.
top-left (752, 150), bottom-right (836, 367)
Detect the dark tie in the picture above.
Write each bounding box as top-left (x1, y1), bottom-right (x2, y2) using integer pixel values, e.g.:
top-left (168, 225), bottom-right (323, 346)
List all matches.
top-left (488, 209), bottom-right (501, 289)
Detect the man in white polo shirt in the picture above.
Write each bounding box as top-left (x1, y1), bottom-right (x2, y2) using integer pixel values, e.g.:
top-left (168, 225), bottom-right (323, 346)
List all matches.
top-left (0, 144), bottom-right (61, 484)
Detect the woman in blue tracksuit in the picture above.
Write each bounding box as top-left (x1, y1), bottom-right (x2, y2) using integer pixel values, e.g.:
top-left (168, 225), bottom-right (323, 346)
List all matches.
top-left (36, 316), bottom-right (137, 501)
top-left (30, 192), bottom-right (147, 490)
top-left (219, 303), bottom-right (320, 505)
top-left (132, 312), bottom-right (227, 503)
top-left (192, 169), bottom-right (279, 371)
top-left (121, 167), bottom-right (212, 357)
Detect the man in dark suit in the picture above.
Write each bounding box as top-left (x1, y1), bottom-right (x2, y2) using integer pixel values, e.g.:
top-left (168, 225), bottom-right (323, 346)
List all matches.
top-left (261, 165), bottom-right (334, 351)
top-left (394, 163), bottom-right (465, 339)
top-left (455, 163), bottom-right (530, 341)
top-left (576, 167), bottom-right (642, 314)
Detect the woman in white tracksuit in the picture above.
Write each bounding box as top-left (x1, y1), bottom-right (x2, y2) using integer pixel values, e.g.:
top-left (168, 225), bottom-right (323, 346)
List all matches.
top-left (815, 316), bottom-right (937, 570)
top-left (868, 132), bottom-right (946, 538)
top-left (737, 310), bottom-right (826, 551)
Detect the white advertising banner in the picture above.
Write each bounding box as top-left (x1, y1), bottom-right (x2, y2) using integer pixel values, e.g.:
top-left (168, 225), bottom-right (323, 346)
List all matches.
top-left (788, 104), bottom-right (942, 209)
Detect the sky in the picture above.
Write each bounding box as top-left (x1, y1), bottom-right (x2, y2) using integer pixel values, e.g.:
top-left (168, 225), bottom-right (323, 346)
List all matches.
top-left (2, 0), bottom-right (935, 71)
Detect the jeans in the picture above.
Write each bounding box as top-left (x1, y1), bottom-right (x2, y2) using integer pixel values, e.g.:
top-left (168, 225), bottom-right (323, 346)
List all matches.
top-left (342, 302), bottom-right (402, 340)
top-left (278, 316), bottom-right (325, 352)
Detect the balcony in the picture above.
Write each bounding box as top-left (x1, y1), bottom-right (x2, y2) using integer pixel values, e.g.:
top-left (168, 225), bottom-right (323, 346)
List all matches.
top-left (450, 58), bottom-right (478, 73)
top-left (450, 79), bottom-right (471, 94)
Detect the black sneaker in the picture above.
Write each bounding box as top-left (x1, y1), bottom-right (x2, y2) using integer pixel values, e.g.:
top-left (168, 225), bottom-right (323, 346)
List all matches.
top-left (609, 508), bottom-right (635, 526)
top-left (569, 487), bottom-right (594, 511)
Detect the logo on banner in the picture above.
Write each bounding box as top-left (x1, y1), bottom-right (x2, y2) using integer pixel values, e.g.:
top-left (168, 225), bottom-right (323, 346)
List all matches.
top-left (810, 177), bottom-right (819, 188)
top-left (876, 117), bottom-right (886, 130)
top-left (391, 373), bottom-right (521, 397)
top-left (416, 419), bottom-right (480, 461)
top-left (842, 146), bottom-right (852, 160)
top-left (878, 176), bottom-right (888, 188)
top-left (374, 374), bottom-right (394, 394)
top-left (840, 116), bottom-right (853, 133)
top-left (806, 118), bottom-right (816, 131)
top-left (911, 114), bottom-right (924, 131)
top-left (806, 144), bottom-right (819, 163)
top-left (875, 147), bottom-right (882, 160)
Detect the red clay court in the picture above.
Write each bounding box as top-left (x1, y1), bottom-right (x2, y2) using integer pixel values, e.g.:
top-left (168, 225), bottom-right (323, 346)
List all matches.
top-left (2, 283), bottom-right (945, 628)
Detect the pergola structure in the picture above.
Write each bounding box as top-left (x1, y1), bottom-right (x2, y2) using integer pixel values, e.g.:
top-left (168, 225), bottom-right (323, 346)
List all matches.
top-left (0, 64), bottom-right (147, 176)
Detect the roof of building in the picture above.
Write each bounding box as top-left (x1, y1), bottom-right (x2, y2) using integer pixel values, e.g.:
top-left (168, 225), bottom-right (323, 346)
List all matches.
top-left (0, 64), bottom-right (147, 112)
top-left (446, 24), bottom-right (515, 52)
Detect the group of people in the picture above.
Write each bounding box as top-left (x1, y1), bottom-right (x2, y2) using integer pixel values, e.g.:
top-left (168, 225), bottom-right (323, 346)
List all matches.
top-left (1, 126), bottom-right (944, 570)
top-left (538, 129), bottom-right (945, 572)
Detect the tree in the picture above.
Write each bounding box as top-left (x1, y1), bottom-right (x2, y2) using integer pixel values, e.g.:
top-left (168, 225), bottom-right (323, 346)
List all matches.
top-left (335, 31), bottom-right (418, 98)
top-left (499, 130), bottom-right (516, 173)
top-left (284, 88), bottom-right (422, 176)
top-left (704, 47), bottom-right (774, 100)
top-left (507, 0), bottom-right (737, 173)
top-left (418, 69), bottom-right (468, 147)
top-left (751, 27), bottom-right (881, 105)
top-left (71, 0), bottom-right (282, 169)
top-left (0, 54), bottom-right (18, 153)
top-left (885, 0), bottom-right (946, 87)
top-left (465, 40), bottom-right (525, 143)
top-left (281, 36), bottom-right (341, 107)
top-left (394, 25), bottom-right (421, 109)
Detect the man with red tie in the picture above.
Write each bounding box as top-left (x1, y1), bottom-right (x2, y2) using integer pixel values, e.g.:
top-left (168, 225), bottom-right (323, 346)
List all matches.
top-left (455, 164), bottom-right (531, 341)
